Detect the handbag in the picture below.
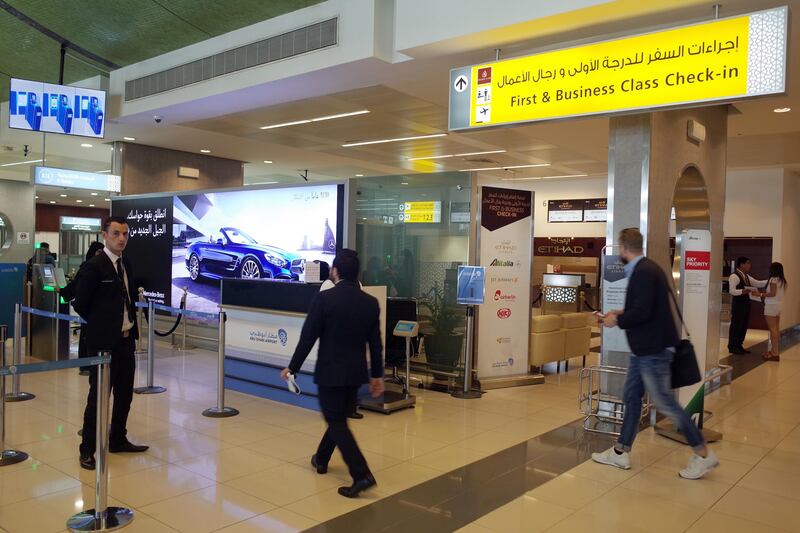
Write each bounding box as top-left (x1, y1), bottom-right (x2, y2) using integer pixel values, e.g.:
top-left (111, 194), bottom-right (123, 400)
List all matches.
top-left (667, 289), bottom-right (702, 389)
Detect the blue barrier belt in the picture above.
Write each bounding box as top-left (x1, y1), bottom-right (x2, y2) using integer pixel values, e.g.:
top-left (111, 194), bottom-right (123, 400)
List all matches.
top-left (135, 301), bottom-right (219, 321)
top-left (0, 355), bottom-right (111, 376)
top-left (21, 306), bottom-right (86, 324)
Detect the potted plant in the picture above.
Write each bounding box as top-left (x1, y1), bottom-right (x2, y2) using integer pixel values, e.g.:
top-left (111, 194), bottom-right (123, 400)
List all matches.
top-left (420, 284), bottom-right (464, 371)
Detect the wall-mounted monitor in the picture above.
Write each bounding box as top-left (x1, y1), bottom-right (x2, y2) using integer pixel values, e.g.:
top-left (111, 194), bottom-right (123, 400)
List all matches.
top-left (9, 78), bottom-right (106, 138)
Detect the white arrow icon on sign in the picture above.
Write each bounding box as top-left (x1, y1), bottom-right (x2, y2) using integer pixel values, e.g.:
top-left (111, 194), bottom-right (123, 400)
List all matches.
top-left (454, 75), bottom-right (469, 93)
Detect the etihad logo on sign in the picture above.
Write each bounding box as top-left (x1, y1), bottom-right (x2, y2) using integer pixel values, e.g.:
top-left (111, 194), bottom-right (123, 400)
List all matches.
top-left (685, 251), bottom-right (711, 271)
top-left (490, 258), bottom-right (515, 267)
top-left (494, 290), bottom-right (516, 302)
top-left (497, 308), bottom-right (512, 319)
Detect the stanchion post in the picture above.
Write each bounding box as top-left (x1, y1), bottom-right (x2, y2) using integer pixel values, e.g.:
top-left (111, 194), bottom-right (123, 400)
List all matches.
top-left (6, 304), bottom-right (35, 403)
top-left (54, 288), bottom-right (60, 359)
top-left (133, 300), bottom-right (166, 395)
top-left (0, 325), bottom-right (29, 467)
top-left (452, 306), bottom-right (481, 399)
top-left (135, 289), bottom-right (145, 354)
top-left (203, 312), bottom-right (238, 418)
top-left (175, 287), bottom-right (194, 351)
top-left (25, 281), bottom-right (32, 357)
top-left (67, 352), bottom-right (134, 531)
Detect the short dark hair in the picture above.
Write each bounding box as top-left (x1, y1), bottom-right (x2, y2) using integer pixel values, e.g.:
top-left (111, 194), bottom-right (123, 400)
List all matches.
top-left (39, 242), bottom-right (50, 249)
top-left (333, 250), bottom-right (360, 281)
top-left (103, 216), bottom-right (128, 232)
top-left (736, 257), bottom-right (750, 268)
top-left (618, 228), bottom-right (643, 253)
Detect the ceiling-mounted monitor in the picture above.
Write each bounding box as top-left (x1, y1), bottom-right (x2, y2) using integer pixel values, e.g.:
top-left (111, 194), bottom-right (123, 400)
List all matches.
top-left (9, 78), bottom-right (106, 138)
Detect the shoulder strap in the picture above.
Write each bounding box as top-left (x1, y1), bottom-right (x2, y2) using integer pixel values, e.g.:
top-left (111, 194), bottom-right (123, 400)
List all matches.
top-left (667, 282), bottom-right (691, 339)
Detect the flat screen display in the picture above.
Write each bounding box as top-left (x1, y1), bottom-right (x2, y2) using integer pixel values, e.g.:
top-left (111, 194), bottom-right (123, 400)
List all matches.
top-left (113, 184), bottom-right (344, 314)
top-left (9, 78), bottom-right (106, 138)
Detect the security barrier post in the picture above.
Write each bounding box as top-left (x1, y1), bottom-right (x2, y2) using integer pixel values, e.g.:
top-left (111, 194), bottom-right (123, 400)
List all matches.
top-left (174, 287), bottom-right (194, 351)
top-left (25, 281), bottom-right (32, 357)
top-left (0, 325), bottom-right (29, 466)
top-left (203, 312), bottom-right (238, 418)
top-left (67, 352), bottom-right (134, 531)
top-left (6, 304), bottom-right (35, 402)
top-left (133, 300), bottom-right (166, 394)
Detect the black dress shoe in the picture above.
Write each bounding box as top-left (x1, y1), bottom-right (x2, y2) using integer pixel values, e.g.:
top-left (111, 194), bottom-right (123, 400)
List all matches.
top-left (730, 348), bottom-right (746, 355)
top-left (742, 348), bottom-right (752, 354)
top-left (79, 455), bottom-right (96, 470)
top-left (311, 454), bottom-right (327, 474)
top-left (338, 475), bottom-right (376, 498)
top-left (348, 411), bottom-right (364, 420)
top-left (109, 440), bottom-right (149, 453)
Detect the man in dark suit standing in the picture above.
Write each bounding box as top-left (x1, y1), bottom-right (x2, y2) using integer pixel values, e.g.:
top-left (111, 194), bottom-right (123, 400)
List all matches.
top-left (281, 250), bottom-right (384, 498)
top-left (73, 216), bottom-right (148, 470)
top-left (592, 228), bottom-right (719, 480)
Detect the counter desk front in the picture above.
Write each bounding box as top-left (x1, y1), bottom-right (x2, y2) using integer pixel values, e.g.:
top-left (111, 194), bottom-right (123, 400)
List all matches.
top-left (220, 278), bottom-right (386, 410)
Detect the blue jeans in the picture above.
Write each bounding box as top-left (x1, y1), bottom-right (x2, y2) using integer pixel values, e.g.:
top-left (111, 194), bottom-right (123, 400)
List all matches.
top-left (616, 349), bottom-right (705, 452)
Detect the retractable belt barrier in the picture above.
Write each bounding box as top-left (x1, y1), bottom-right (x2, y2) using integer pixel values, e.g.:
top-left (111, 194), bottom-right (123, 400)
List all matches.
top-left (134, 301), bottom-right (219, 322)
top-left (21, 306), bottom-right (86, 324)
top-left (0, 344), bottom-right (134, 531)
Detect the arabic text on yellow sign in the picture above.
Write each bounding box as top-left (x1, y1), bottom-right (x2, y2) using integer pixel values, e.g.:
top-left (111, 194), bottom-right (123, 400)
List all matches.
top-left (469, 15), bottom-right (749, 127)
top-left (399, 201), bottom-right (442, 224)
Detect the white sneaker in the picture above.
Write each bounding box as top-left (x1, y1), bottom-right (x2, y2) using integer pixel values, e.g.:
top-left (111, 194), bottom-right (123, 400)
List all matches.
top-left (591, 447), bottom-right (631, 470)
top-left (679, 451), bottom-right (720, 479)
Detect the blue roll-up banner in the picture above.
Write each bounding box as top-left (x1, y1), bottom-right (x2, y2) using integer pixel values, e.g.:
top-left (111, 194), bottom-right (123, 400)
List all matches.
top-left (0, 264), bottom-right (25, 334)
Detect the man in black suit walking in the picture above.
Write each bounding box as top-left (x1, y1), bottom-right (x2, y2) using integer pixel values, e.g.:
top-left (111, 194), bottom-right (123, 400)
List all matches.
top-left (592, 228), bottom-right (719, 480)
top-left (282, 250), bottom-right (384, 498)
top-left (73, 216), bottom-right (148, 470)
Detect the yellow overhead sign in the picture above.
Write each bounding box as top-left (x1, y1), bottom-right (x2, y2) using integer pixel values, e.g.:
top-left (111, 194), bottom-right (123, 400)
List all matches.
top-left (448, 7), bottom-right (788, 130)
top-left (398, 201), bottom-right (442, 223)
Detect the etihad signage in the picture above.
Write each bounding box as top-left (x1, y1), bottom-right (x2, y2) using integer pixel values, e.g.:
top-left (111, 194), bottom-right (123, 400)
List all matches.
top-left (449, 6), bottom-right (788, 130)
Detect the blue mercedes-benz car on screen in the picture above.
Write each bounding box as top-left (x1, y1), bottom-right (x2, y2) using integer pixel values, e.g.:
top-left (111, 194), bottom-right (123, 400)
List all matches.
top-left (185, 227), bottom-right (303, 281)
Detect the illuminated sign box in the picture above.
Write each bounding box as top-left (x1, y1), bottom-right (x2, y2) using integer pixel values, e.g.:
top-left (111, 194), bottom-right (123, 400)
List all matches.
top-left (60, 216), bottom-right (102, 232)
top-left (449, 6), bottom-right (788, 130)
top-left (35, 166), bottom-right (121, 192)
top-left (9, 78), bottom-right (106, 138)
top-left (399, 201), bottom-right (442, 223)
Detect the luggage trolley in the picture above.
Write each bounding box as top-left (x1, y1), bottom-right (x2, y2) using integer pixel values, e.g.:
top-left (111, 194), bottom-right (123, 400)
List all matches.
top-left (359, 320), bottom-right (418, 414)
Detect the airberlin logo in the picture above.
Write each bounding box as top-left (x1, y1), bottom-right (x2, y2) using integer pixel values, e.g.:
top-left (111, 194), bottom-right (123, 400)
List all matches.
top-left (685, 251), bottom-right (710, 271)
top-left (494, 290), bottom-right (516, 302)
top-left (497, 308), bottom-right (512, 319)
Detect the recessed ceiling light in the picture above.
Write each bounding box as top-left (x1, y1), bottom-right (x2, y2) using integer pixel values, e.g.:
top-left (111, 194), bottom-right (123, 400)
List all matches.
top-left (407, 150), bottom-right (507, 161)
top-left (459, 163), bottom-right (550, 172)
top-left (35, 196), bottom-right (39, 199)
top-left (123, 137), bottom-right (136, 141)
top-left (76, 199), bottom-right (83, 203)
top-left (60, 194), bottom-right (68, 198)
top-left (263, 160), bottom-right (273, 164)
top-left (49, 201), bottom-right (56, 204)
top-left (259, 110), bottom-right (370, 130)
top-left (362, 217), bottom-right (367, 220)
top-left (104, 198), bottom-right (110, 202)
top-left (773, 107), bottom-right (791, 113)
top-left (91, 192), bottom-right (98, 196)
top-left (501, 173), bottom-right (588, 181)
top-left (81, 143), bottom-right (93, 148)
top-left (200, 149), bottom-right (211, 153)
top-left (0, 158), bottom-right (44, 167)
top-left (342, 133), bottom-right (447, 148)
top-left (355, 174), bottom-right (364, 177)
top-left (89, 204), bottom-right (95, 207)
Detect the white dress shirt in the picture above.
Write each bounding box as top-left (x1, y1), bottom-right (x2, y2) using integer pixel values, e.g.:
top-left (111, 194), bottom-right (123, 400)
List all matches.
top-left (104, 247), bottom-right (134, 333)
top-left (728, 269), bottom-right (767, 296)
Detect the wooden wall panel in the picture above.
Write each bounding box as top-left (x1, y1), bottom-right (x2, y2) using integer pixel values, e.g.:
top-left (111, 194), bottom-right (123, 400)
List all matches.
top-left (35, 204), bottom-right (110, 232)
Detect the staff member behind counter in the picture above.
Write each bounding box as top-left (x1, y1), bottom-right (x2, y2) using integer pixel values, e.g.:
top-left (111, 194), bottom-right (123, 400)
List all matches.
top-left (727, 257), bottom-right (768, 355)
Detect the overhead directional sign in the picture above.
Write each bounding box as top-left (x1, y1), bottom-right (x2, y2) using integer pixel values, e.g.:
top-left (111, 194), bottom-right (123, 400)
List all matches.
top-left (454, 75), bottom-right (469, 93)
top-left (449, 6), bottom-right (788, 130)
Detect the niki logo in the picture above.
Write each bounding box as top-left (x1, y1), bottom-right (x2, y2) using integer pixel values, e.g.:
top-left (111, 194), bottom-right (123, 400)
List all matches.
top-left (497, 308), bottom-right (512, 319)
top-left (278, 329), bottom-right (288, 346)
top-left (490, 258), bottom-right (514, 267)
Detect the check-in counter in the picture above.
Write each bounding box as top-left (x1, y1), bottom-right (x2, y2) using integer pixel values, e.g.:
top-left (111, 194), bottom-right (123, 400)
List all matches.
top-left (220, 278), bottom-right (386, 410)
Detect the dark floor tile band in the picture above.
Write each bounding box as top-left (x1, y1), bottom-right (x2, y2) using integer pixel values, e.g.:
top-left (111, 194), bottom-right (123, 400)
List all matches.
top-left (304, 326), bottom-right (800, 533)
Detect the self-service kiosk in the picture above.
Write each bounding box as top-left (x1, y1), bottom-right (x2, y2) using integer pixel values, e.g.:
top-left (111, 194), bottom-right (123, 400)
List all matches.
top-left (30, 264), bottom-right (70, 360)
top-left (359, 320), bottom-right (418, 414)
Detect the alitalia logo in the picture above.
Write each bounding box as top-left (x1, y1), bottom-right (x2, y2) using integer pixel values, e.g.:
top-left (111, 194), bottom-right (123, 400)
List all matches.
top-left (490, 258), bottom-right (514, 267)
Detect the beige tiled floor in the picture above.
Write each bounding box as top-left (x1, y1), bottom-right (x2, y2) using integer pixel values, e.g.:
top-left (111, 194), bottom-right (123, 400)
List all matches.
top-left (467, 339), bottom-right (800, 533)
top-left (0, 335), bottom-right (594, 533)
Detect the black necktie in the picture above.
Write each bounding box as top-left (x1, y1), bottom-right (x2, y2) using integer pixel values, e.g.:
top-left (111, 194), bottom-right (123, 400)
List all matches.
top-left (116, 259), bottom-right (134, 323)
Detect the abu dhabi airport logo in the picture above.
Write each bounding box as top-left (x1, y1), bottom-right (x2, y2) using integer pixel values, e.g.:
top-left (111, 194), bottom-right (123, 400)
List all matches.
top-left (278, 329), bottom-right (288, 346)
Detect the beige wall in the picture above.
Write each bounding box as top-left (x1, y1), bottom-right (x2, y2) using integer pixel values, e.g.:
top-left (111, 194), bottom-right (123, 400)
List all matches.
top-left (780, 171), bottom-right (800, 327)
top-left (725, 168), bottom-right (784, 248)
top-left (119, 143), bottom-right (243, 195)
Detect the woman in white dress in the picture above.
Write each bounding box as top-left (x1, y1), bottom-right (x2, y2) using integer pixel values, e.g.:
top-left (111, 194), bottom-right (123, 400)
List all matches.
top-left (758, 262), bottom-right (787, 362)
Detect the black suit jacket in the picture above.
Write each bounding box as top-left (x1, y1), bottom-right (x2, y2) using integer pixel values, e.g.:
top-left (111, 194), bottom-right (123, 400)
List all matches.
top-left (288, 280), bottom-right (383, 386)
top-left (72, 252), bottom-right (139, 351)
top-left (616, 257), bottom-right (679, 356)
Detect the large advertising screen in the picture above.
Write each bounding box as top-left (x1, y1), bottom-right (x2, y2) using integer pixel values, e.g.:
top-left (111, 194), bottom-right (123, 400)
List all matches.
top-left (113, 184), bottom-right (343, 314)
top-left (9, 78), bottom-right (106, 138)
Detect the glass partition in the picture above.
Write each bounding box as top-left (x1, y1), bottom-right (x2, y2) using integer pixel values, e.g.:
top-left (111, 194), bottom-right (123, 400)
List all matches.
top-left (353, 172), bottom-right (471, 382)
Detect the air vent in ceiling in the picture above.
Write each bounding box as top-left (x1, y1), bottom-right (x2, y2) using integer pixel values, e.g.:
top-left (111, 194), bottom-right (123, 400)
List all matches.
top-left (125, 18), bottom-right (338, 101)
top-left (464, 157), bottom-right (499, 164)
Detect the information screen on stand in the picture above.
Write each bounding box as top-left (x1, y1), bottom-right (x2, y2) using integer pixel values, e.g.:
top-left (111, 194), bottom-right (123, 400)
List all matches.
top-left (456, 266), bottom-right (486, 305)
